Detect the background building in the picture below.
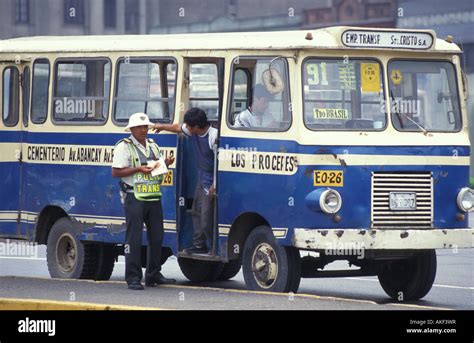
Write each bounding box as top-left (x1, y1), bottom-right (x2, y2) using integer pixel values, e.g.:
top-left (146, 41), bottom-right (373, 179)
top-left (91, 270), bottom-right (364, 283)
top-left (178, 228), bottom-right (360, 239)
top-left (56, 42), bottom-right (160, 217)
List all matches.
top-left (0, 0), bottom-right (162, 38)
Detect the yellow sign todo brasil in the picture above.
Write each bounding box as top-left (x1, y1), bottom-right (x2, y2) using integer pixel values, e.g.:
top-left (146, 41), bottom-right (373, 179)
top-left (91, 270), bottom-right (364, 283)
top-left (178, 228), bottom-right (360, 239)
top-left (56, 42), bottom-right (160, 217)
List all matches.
top-left (360, 63), bottom-right (380, 92)
top-left (313, 108), bottom-right (349, 120)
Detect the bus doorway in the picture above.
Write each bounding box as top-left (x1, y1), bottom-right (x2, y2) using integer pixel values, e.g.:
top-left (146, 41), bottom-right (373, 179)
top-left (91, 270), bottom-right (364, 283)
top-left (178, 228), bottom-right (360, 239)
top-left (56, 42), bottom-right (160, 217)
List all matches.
top-left (175, 57), bottom-right (232, 281)
top-left (0, 60), bottom-right (29, 239)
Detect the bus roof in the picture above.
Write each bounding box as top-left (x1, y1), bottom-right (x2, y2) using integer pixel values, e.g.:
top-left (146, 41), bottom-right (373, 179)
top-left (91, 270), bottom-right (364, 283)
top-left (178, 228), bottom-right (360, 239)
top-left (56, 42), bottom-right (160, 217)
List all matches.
top-left (0, 26), bottom-right (461, 54)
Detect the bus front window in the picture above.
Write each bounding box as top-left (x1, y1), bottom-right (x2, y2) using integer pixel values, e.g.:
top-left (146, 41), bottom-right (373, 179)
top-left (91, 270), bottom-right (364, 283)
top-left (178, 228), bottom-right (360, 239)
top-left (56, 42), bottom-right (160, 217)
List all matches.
top-left (303, 58), bottom-right (386, 131)
top-left (388, 60), bottom-right (462, 132)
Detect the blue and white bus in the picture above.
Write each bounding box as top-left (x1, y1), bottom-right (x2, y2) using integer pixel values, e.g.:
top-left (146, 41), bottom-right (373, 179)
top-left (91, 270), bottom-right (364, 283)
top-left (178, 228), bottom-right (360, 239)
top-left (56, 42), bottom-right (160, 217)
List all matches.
top-left (0, 26), bottom-right (472, 301)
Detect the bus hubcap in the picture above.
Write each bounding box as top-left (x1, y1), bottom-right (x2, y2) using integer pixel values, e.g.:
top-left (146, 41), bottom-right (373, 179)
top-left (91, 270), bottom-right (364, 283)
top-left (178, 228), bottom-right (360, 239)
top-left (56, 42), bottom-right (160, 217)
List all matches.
top-left (56, 233), bottom-right (77, 274)
top-left (251, 243), bottom-right (278, 289)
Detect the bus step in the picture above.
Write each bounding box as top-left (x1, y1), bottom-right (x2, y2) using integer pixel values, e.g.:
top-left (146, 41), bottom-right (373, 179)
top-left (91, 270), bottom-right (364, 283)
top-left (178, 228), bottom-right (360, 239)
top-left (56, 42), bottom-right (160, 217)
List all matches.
top-left (177, 251), bottom-right (223, 262)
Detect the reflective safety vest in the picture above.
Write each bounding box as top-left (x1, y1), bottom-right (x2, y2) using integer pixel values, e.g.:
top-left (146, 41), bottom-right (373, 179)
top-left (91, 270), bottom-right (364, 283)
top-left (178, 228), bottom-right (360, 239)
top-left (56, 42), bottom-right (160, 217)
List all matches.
top-left (121, 138), bottom-right (164, 201)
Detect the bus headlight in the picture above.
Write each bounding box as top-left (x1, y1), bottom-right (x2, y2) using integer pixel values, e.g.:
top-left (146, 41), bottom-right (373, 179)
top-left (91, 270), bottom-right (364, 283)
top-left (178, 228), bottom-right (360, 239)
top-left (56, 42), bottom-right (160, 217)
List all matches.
top-left (320, 189), bottom-right (342, 214)
top-left (457, 188), bottom-right (474, 212)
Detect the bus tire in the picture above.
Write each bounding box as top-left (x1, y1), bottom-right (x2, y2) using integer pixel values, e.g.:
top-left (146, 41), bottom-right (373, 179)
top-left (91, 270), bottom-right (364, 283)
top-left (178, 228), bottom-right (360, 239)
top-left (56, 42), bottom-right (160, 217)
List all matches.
top-left (242, 226), bottom-right (301, 293)
top-left (217, 258), bottom-right (242, 281)
top-left (377, 249), bottom-right (437, 301)
top-left (178, 258), bottom-right (224, 282)
top-left (93, 245), bottom-right (116, 281)
top-left (46, 217), bottom-right (97, 279)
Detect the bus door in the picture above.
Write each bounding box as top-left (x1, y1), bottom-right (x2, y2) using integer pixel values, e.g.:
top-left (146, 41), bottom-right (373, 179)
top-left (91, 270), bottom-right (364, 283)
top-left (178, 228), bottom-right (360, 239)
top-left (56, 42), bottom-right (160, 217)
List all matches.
top-left (177, 58), bottom-right (224, 258)
top-left (0, 59), bottom-right (30, 238)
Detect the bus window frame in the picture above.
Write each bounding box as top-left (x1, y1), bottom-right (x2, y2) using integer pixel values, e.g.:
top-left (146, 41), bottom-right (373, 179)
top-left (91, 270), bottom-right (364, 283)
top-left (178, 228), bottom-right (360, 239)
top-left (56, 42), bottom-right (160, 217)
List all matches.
top-left (22, 66), bottom-right (30, 128)
top-left (51, 56), bottom-right (112, 126)
top-left (301, 56), bottom-right (387, 132)
top-left (230, 67), bottom-right (252, 122)
top-left (2, 66), bottom-right (20, 127)
top-left (387, 57), bottom-right (463, 134)
top-left (112, 56), bottom-right (178, 127)
top-left (226, 55), bottom-right (293, 133)
top-left (188, 61), bottom-right (221, 122)
top-left (31, 58), bottom-right (50, 125)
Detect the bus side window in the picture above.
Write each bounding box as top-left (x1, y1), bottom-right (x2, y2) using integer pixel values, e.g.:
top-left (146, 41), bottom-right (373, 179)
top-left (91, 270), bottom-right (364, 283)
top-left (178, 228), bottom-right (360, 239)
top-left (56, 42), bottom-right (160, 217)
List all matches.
top-left (53, 58), bottom-right (111, 123)
top-left (189, 63), bottom-right (219, 122)
top-left (31, 59), bottom-right (50, 124)
top-left (2, 67), bottom-right (20, 127)
top-left (22, 66), bottom-right (30, 127)
top-left (114, 58), bottom-right (176, 124)
top-left (228, 57), bottom-right (291, 131)
top-left (230, 68), bottom-right (250, 125)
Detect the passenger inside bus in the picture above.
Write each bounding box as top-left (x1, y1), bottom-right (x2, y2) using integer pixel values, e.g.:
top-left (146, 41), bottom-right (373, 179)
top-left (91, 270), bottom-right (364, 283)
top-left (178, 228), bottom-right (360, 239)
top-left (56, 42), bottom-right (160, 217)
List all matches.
top-left (233, 84), bottom-right (274, 128)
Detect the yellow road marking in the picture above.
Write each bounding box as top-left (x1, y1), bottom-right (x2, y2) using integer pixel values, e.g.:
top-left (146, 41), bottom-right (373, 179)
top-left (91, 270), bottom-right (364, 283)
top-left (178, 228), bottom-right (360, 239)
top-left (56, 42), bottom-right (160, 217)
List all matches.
top-left (0, 297), bottom-right (168, 311)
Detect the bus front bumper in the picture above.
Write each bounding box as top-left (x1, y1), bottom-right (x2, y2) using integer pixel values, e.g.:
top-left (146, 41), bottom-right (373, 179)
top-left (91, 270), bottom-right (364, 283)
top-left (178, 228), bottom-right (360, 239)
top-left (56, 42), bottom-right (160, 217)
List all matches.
top-left (292, 228), bottom-right (474, 250)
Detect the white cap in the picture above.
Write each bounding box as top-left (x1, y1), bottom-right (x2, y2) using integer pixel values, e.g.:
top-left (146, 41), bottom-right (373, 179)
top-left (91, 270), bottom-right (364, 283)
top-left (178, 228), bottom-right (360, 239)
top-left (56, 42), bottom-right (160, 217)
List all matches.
top-left (125, 112), bottom-right (154, 132)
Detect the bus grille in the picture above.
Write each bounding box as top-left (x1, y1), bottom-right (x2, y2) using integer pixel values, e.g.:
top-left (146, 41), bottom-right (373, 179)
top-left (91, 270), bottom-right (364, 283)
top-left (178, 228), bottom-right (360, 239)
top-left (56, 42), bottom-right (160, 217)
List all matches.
top-left (371, 172), bottom-right (433, 229)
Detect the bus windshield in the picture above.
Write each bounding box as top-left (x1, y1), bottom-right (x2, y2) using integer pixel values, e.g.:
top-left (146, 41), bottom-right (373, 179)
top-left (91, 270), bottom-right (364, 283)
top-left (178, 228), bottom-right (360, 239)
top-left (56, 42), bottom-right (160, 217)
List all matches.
top-left (388, 60), bottom-right (462, 132)
top-left (303, 58), bottom-right (386, 131)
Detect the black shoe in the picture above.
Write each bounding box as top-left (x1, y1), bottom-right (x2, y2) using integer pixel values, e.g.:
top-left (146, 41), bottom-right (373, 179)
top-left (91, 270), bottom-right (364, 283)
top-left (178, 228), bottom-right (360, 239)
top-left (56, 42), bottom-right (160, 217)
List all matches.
top-left (127, 281), bottom-right (144, 290)
top-left (183, 245), bottom-right (208, 254)
top-left (145, 273), bottom-right (176, 287)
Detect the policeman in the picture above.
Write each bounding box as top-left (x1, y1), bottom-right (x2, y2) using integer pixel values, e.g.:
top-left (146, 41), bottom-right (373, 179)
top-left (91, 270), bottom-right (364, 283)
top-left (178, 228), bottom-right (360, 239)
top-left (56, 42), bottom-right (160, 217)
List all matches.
top-left (112, 112), bottom-right (176, 290)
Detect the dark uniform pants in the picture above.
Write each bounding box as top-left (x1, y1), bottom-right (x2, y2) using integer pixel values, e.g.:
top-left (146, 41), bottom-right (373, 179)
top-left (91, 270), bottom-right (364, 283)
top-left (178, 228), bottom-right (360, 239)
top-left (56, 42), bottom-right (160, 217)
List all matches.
top-left (124, 193), bottom-right (164, 284)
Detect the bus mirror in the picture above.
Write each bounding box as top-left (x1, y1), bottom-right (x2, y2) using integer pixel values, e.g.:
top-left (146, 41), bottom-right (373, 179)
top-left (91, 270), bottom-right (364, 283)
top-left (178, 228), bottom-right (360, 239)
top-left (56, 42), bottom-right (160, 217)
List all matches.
top-left (262, 68), bottom-right (284, 95)
top-left (437, 91), bottom-right (452, 104)
top-left (437, 91), bottom-right (443, 103)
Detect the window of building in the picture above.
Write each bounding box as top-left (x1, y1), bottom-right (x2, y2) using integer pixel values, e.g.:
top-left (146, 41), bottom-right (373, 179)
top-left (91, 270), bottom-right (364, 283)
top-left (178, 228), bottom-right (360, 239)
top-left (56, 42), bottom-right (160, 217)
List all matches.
top-left (2, 67), bottom-right (20, 127)
top-left (104, 0), bottom-right (116, 28)
top-left (53, 59), bottom-right (111, 123)
top-left (15, 0), bottom-right (30, 24)
top-left (125, 0), bottom-right (139, 33)
top-left (64, 0), bottom-right (85, 25)
top-left (31, 59), bottom-right (50, 124)
top-left (114, 58), bottom-right (176, 124)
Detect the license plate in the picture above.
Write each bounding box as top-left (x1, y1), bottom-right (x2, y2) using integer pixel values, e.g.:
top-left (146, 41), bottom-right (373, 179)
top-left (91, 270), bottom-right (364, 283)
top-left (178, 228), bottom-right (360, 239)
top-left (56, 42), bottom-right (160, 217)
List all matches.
top-left (313, 170), bottom-right (343, 187)
top-left (389, 192), bottom-right (416, 211)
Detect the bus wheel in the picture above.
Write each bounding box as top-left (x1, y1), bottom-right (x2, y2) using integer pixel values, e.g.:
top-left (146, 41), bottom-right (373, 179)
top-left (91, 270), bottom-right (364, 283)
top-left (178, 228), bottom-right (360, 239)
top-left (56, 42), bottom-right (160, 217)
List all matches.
top-left (93, 245), bottom-right (116, 281)
top-left (217, 258), bottom-right (242, 281)
top-left (178, 258), bottom-right (224, 282)
top-left (242, 226), bottom-right (301, 293)
top-left (46, 217), bottom-right (97, 279)
top-left (377, 250), bottom-right (437, 301)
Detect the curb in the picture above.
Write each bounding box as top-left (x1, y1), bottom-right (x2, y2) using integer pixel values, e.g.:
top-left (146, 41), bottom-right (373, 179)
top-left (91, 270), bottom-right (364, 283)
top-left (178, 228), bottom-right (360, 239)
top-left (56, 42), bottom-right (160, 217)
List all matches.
top-left (0, 298), bottom-right (168, 311)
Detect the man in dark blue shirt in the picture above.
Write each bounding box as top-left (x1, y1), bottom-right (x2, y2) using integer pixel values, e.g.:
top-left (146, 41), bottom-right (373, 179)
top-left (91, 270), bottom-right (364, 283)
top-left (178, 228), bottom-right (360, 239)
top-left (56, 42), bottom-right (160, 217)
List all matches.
top-left (153, 108), bottom-right (217, 254)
